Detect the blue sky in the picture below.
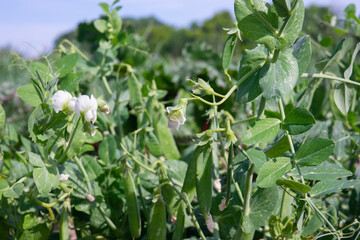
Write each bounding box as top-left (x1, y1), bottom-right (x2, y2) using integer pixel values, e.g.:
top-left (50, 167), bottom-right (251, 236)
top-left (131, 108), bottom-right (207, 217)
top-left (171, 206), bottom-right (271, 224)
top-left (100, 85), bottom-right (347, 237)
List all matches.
top-left (0, 0), bottom-right (359, 57)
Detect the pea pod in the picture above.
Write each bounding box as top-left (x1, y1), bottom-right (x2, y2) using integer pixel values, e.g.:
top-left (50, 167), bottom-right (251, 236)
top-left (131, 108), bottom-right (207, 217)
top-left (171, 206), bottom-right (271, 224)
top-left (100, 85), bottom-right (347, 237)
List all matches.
top-left (222, 33), bottom-right (237, 78)
top-left (145, 131), bottom-right (163, 157)
top-left (128, 73), bottom-right (142, 108)
top-left (172, 203), bottom-right (186, 240)
top-left (124, 170), bottom-right (141, 238)
top-left (181, 146), bottom-right (205, 201)
top-left (59, 209), bottom-right (69, 240)
top-left (196, 147), bottom-right (213, 217)
top-left (147, 194), bottom-right (167, 240)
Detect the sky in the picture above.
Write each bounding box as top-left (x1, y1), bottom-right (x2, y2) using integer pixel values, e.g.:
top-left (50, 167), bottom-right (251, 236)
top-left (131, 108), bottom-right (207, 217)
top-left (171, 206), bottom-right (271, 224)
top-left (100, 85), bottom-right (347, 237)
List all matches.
top-left (0, 0), bottom-right (359, 57)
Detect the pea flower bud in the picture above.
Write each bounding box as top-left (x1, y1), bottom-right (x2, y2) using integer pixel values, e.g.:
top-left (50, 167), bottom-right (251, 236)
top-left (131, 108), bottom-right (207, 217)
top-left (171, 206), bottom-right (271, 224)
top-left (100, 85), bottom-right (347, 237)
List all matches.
top-left (192, 78), bottom-right (214, 96)
top-left (59, 173), bottom-right (70, 181)
top-left (205, 214), bottom-right (214, 233)
top-left (75, 95), bottom-right (98, 124)
top-left (52, 90), bottom-right (73, 113)
top-left (214, 179), bottom-right (221, 193)
top-left (85, 193), bottom-right (95, 202)
top-left (167, 99), bottom-right (188, 130)
top-left (97, 98), bottom-right (111, 115)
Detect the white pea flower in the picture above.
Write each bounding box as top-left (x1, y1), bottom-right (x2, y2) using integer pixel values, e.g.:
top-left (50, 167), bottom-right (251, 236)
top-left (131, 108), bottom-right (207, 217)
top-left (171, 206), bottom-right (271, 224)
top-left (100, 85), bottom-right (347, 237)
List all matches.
top-left (59, 173), bottom-right (70, 181)
top-left (75, 95), bottom-right (98, 124)
top-left (219, 197), bottom-right (231, 212)
top-left (67, 97), bottom-right (77, 113)
top-left (167, 99), bottom-right (188, 130)
top-left (205, 214), bottom-right (214, 233)
top-left (214, 179), bottom-right (221, 193)
top-left (52, 90), bottom-right (72, 113)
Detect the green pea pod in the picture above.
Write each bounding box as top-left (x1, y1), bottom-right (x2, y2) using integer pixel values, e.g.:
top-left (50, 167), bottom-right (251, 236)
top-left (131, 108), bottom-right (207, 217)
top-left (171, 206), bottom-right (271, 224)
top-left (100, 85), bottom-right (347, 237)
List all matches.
top-left (59, 209), bottom-right (69, 240)
top-left (147, 195), bottom-right (167, 240)
top-left (128, 73), bottom-right (142, 108)
top-left (124, 170), bottom-right (141, 238)
top-left (222, 33), bottom-right (237, 77)
top-left (145, 131), bottom-right (163, 157)
top-left (172, 203), bottom-right (186, 240)
top-left (181, 145), bottom-right (205, 201)
top-left (153, 107), bottom-right (180, 159)
top-left (196, 147), bottom-right (213, 217)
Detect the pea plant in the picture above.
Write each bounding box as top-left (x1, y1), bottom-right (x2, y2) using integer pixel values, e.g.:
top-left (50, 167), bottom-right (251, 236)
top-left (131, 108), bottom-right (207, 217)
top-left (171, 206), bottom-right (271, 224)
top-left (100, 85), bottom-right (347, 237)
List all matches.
top-left (1, 0), bottom-right (360, 239)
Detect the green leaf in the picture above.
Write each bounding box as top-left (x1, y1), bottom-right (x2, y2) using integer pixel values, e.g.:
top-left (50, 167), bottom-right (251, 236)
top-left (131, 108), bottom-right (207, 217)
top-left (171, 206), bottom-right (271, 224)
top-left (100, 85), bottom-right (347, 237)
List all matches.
top-left (99, 2), bottom-right (110, 16)
top-left (30, 62), bottom-right (51, 83)
top-left (3, 182), bottom-right (24, 198)
top-left (109, 10), bottom-right (122, 34)
top-left (295, 138), bottom-right (335, 166)
top-left (98, 135), bottom-right (116, 165)
top-left (301, 214), bottom-right (322, 237)
top-left (292, 36), bottom-right (311, 76)
top-left (276, 179), bottom-right (311, 194)
top-left (234, 0), bottom-right (277, 49)
top-left (55, 53), bottom-right (79, 78)
top-left (94, 19), bottom-right (108, 33)
top-left (0, 180), bottom-right (8, 198)
top-left (265, 135), bottom-right (290, 158)
top-left (288, 163), bottom-right (353, 180)
top-left (256, 157), bottom-right (291, 188)
top-left (259, 49), bottom-right (298, 99)
top-left (242, 187), bottom-right (279, 233)
top-left (247, 148), bottom-right (267, 173)
top-left (33, 165), bottom-right (59, 195)
top-left (196, 148), bottom-right (213, 217)
top-left (145, 131), bottom-right (163, 157)
top-left (242, 118), bottom-right (281, 145)
top-left (59, 72), bottom-right (83, 92)
top-left (334, 83), bottom-right (354, 115)
top-left (21, 213), bottom-right (38, 230)
top-left (316, 38), bottom-right (345, 71)
top-left (236, 45), bottom-right (268, 103)
top-left (276, 0), bottom-right (305, 46)
top-left (310, 179), bottom-right (360, 197)
top-left (0, 104), bottom-right (5, 130)
top-left (28, 152), bottom-right (43, 167)
top-left (283, 107), bottom-right (315, 135)
top-left (17, 83), bottom-right (42, 107)
top-left (222, 33), bottom-right (237, 74)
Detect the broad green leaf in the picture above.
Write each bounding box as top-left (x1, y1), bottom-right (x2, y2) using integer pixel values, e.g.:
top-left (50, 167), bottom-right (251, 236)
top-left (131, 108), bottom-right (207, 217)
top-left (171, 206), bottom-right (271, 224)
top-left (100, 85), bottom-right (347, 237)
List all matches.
top-left (301, 214), bottom-right (322, 237)
top-left (292, 36), bottom-right (311, 76)
top-left (98, 134), bottom-right (116, 165)
top-left (196, 148), bottom-right (213, 217)
top-left (334, 83), bottom-right (354, 115)
top-left (288, 163), bottom-right (353, 180)
top-left (310, 179), bottom-right (360, 197)
top-left (283, 107), bottom-right (315, 135)
top-left (242, 187), bottom-right (279, 233)
top-left (259, 49), bottom-right (298, 99)
top-left (28, 152), bottom-right (43, 167)
top-left (242, 118), bottom-right (281, 145)
top-left (275, 0), bottom-right (305, 46)
top-left (265, 135), bottom-right (290, 158)
top-left (59, 72), bottom-right (83, 92)
top-left (236, 73), bottom-right (262, 103)
top-left (21, 213), bottom-right (38, 230)
top-left (0, 179), bottom-right (9, 198)
top-left (3, 182), bottom-right (24, 198)
top-left (17, 83), bottom-right (42, 107)
top-left (276, 179), bottom-right (311, 194)
top-left (33, 166), bottom-right (59, 195)
top-left (257, 157), bottom-right (291, 188)
top-left (247, 148), bottom-right (267, 173)
top-left (295, 138), bottom-right (335, 166)
top-left (163, 159), bottom-right (187, 187)
top-left (109, 10), bottom-right (122, 34)
top-left (94, 19), bottom-right (107, 33)
top-left (128, 74), bottom-right (142, 108)
top-left (5, 123), bottom-right (18, 146)
top-left (234, 0), bottom-right (277, 49)
top-left (55, 53), bottom-right (79, 78)
top-left (0, 104), bottom-right (5, 130)
top-left (222, 33), bottom-right (237, 74)
top-left (331, 120), bottom-right (348, 160)
top-left (316, 38), bottom-right (345, 71)
top-left (81, 155), bottom-right (103, 181)
top-left (18, 223), bottom-right (52, 240)
top-left (99, 2), bottom-right (110, 16)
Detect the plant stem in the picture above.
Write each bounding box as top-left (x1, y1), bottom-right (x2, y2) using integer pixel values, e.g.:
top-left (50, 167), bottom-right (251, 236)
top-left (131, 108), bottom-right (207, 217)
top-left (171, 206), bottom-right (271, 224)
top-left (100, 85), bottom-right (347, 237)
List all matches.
top-left (73, 156), bottom-right (92, 195)
top-left (120, 143), bottom-right (155, 173)
top-left (47, 117), bottom-right (81, 168)
top-left (301, 73), bottom-right (360, 86)
top-left (97, 205), bottom-right (119, 232)
top-left (225, 144), bottom-right (233, 206)
top-left (102, 76), bottom-right (113, 95)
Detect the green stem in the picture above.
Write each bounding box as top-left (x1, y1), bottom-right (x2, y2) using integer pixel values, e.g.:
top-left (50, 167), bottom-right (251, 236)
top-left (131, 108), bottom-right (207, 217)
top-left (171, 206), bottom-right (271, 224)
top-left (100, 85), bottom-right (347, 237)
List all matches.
top-left (225, 144), bottom-right (233, 206)
top-left (120, 143), bottom-right (155, 173)
top-left (73, 156), bottom-right (92, 195)
top-left (234, 164), bottom-right (255, 240)
top-left (47, 117), bottom-right (81, 168)
top-left (301, 73), bottom-right (360, 86)
top-left (60, 39), bottom-right (90, 61)
top-left (97, 206), bottom-right (119, 232)
top-left (191, 85), bottom-right (237, 106)
top-left (102, 76), bottom-right (113, 95)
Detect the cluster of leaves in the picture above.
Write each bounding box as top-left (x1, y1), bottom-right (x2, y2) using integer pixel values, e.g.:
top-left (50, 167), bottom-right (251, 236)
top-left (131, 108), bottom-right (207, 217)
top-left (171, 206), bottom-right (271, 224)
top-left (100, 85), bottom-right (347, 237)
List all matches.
top-left (1, 1), bottom-right (360, 240)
